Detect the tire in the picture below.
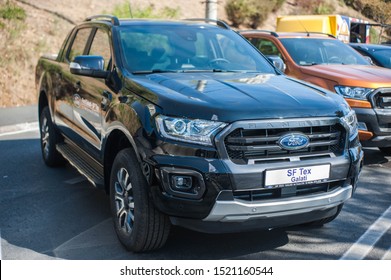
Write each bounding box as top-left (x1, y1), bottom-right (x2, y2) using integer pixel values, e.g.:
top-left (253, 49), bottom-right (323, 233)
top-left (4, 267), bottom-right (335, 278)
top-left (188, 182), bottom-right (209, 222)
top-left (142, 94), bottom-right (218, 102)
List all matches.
top-left (379, 147), bottom-right (391, 156)
top-left (304, 204), bottom-right (343, 227)
top-left (110, 148), bottom-right (170, 252)
top-left (39, 107), bottom-right (65, 167)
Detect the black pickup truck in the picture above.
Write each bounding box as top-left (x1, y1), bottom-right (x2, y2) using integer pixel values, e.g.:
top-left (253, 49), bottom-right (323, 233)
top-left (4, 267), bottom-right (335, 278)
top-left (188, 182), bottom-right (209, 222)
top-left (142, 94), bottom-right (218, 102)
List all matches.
top-left (36, 15), bottom-right (363, 252)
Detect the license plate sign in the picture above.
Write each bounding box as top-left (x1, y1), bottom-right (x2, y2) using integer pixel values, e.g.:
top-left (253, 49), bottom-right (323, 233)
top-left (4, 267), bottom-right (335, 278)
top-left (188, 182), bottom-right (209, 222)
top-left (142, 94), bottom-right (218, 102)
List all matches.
top-left (265, 164), bottom-right (330, 187)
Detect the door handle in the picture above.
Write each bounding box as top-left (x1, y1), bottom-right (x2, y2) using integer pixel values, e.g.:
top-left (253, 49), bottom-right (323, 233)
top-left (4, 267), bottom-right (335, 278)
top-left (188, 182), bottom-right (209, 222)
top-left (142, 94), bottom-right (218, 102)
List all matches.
top-left (101, 91), bottom-right (112, 111)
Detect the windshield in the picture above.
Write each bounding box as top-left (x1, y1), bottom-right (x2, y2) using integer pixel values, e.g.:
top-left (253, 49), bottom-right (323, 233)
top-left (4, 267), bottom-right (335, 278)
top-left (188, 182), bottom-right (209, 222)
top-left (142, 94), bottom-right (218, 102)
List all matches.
top-left (118, 24), bottom-right (276, 74)
top-left (280, 38), bottom-right (371, 66)
top-left (370, 49), bottom-right (391, 68)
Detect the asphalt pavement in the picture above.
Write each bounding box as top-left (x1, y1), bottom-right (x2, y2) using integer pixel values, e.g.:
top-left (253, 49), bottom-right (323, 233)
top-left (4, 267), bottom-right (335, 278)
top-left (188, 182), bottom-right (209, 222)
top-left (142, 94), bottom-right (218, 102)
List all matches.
top-left (0, 105), bottom-right (37, 127)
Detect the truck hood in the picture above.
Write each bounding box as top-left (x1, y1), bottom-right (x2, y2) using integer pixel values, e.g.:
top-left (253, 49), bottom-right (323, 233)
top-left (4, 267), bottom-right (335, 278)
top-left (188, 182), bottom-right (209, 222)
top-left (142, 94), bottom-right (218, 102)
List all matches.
top-left (300, 64), bottom-right (391, 88)
top-left (125, 72), bottom-right (348, 122)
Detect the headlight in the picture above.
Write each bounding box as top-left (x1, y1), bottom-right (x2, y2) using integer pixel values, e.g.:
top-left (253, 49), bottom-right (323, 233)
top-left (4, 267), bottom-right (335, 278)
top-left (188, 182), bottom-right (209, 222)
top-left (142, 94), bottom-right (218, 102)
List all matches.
top-left (335, 86), bottom-right (373, 100)
top-left (341, 109), bottom-right (358, 139)
top-left (155, 115), bottom-right (227, 146)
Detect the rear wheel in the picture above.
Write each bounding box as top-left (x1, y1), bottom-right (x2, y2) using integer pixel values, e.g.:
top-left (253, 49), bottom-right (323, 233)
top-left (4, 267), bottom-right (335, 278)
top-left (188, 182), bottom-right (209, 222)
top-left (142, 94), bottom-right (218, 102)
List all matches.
top-left (379, 147), bottom-right (391, 156)
top-left (110, 148), bottom-right (170, 252)
top-left (39, 107), bottom-right (65, 167)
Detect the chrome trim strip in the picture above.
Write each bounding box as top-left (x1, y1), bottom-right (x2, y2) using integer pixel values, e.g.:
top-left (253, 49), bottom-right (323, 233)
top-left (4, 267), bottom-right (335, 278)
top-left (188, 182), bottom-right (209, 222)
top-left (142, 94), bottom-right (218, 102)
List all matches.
top-left (203, 185), bottom-right (352, 222)
top-left (226, 139), bottom-right (339, 152)
top-left (248, 152), bottom-right (335, 164)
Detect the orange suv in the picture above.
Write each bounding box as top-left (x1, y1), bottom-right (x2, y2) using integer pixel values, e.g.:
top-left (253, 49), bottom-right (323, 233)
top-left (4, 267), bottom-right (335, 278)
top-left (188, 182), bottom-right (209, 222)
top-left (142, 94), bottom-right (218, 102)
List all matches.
top-left (241, 31), bottom-right (391, 155)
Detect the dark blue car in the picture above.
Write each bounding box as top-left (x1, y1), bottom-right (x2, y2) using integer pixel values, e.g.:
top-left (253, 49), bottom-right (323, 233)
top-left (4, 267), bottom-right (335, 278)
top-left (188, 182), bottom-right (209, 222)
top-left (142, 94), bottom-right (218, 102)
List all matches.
top-left (350, 43), bottom-right (391, 69)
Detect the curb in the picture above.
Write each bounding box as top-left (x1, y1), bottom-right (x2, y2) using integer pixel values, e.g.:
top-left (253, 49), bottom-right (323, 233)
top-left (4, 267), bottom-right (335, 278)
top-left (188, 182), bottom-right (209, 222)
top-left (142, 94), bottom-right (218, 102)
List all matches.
top-left (0, 122), bottom-right (39, 137)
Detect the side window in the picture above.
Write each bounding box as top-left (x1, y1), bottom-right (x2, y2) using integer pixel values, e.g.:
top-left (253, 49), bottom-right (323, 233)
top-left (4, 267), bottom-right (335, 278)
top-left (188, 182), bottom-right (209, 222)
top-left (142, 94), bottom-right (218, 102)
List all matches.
top-left (250, 38), bottom-right (282, 58)
top-left (89, 29), bottom-right (111, 70)
top-left (67, 28), bottom-right (92, 63)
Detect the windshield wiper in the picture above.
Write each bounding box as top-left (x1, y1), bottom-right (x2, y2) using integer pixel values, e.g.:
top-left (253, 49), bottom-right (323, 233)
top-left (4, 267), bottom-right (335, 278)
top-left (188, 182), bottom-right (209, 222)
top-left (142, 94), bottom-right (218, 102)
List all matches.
top-left (132, 69), bottom-right (179, 74)
top-left (132, 69), bottom-right (254, 74)
top-left (300, 62), bottom-right (319, 66)
top-left (210, 69), bottom-right (251, 73)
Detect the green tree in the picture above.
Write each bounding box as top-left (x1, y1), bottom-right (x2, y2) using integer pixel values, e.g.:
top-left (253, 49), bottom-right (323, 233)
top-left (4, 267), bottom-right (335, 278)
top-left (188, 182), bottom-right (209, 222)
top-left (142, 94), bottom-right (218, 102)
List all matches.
top-left (225, 0), bottom-right (285, 28)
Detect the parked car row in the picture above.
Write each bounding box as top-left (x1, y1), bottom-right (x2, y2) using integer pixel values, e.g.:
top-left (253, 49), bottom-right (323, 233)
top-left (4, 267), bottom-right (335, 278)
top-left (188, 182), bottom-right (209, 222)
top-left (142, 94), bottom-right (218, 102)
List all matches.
top-left (241, 31), bottom-right (391, 155)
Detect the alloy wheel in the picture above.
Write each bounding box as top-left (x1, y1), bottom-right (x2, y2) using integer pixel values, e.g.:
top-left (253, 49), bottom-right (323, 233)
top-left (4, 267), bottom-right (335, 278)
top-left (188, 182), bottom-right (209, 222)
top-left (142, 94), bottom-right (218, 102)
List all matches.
top-left (114, 167), bottom-right (135, 234)
top-left (41, 116), bottom-right (50, 159)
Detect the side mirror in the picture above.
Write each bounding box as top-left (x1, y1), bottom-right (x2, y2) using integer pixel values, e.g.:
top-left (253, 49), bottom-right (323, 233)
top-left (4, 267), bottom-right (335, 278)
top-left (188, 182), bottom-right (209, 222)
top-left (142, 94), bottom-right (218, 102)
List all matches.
top-left (70, 55), bottom-right (109, 79)
top-left (267, 55), bottom-right (286, 73)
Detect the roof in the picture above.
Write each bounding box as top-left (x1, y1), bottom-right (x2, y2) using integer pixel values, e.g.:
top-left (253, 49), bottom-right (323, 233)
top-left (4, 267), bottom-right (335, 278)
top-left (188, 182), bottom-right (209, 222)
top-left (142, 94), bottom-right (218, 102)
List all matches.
top-left (240, 30), bottom-right (336, 39)
top-left (350, 43), bottom-right (391, 51)
top-left (83, 15), bottom-right (230, 29)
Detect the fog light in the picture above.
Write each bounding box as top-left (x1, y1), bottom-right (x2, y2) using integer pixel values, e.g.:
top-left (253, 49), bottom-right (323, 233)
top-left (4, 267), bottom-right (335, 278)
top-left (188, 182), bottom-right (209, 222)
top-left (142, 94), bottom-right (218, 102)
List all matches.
top-left (160, 167), bottom-right (206, 199)
top-left (172, 175), bottom-right (192, 190)
top-left (357, 122), bottom-right (368, 131)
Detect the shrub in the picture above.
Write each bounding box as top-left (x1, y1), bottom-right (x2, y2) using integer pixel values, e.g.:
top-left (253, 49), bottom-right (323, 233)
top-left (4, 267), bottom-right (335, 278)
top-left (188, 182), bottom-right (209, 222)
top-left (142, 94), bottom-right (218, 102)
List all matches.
top-left (245, 1), bottom-right (274, 29)
top-left (225, 0), bottom-right (249, 27)
top-left (369, 27), bottom-right (379, 43)
top-left (0, 1), bottom-right (26, 21)
top-left (314, 3), bottom-right (335, 14)
top-left (225, 0), bottom-right (286, 28)
top-left (296, 0), bottom-right (336, 15)
top-left (272, 0), bottom-right (286, 12)
top-left (343, 0), bottom-right (391, 23)
top-left (111, 2), bottom-right (179, 19)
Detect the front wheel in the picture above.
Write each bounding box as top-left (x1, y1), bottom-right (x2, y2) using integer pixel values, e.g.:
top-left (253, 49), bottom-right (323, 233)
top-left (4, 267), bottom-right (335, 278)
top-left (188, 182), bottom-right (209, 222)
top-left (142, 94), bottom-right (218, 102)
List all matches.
top-left (39, 107), bottom-right (65, 167)
top-left (110, 148), bottom-right (170, 252)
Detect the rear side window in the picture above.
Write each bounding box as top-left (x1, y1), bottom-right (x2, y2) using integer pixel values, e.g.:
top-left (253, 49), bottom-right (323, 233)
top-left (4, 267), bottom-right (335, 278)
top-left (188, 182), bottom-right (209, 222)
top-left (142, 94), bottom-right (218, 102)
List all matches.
top-left (67, 28), bottom-right (92, 62)
top-left (248, 38), bottom-right (282, 57)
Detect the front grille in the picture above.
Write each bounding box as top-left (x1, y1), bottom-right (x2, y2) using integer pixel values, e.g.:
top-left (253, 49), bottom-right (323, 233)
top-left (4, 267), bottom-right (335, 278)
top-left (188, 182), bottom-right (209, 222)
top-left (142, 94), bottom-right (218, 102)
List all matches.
top-left (233, 180), bottom-right (342, 201)
top-left (222, 118), bottom-right (346, 164)
top-left (374, 90), bottom-right (391, 109)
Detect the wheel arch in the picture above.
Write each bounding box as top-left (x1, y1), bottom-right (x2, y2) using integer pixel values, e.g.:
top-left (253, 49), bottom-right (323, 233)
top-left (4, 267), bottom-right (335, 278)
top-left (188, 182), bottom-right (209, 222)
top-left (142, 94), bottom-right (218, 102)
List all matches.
top-left (103, 127), bottom-right (141, 193)
top-left (37, 71), bottom-right (54, 119)
top-left (38, 89), bottom-right (49, 117)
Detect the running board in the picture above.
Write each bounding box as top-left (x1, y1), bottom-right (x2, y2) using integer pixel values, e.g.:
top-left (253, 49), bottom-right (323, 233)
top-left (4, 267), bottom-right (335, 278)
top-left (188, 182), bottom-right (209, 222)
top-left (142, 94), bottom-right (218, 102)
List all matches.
top-left (56, 141), bottom-right (104, 188)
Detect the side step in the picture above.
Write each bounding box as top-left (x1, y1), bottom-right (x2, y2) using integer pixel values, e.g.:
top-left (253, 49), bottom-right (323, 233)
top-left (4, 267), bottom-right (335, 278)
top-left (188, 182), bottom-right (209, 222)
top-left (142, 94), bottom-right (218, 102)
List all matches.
top-left (56, 141), bottom-right (104, 188)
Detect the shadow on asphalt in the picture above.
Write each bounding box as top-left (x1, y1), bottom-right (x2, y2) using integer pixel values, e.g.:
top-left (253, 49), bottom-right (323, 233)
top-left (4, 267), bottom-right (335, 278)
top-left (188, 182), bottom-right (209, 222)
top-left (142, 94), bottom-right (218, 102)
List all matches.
top-left (147, 227), bottom-right (289, 260)
top-left (362, 148), bottom-right (390, 166)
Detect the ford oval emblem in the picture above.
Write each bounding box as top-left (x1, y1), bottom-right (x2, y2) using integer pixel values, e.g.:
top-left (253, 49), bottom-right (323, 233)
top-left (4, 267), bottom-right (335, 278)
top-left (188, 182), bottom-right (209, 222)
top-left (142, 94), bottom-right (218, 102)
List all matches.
top-left (278, 133), bottom-right (309, 150)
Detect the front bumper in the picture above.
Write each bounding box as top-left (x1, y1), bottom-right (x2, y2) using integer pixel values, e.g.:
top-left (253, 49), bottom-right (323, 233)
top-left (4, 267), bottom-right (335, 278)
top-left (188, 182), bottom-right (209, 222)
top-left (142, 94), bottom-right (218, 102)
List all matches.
top-left (355, 107), bottom-right (391, 147)
top-left (354, 88), bottom-right (391, 147)
top-left (203, 184), bottom-right (352, 222)
top-left (149, 143), bottom-right (362, 222)
top-left (147, 117), bottom-right (363, 232)
top-left (169, 185), bottom-right (350, 233)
